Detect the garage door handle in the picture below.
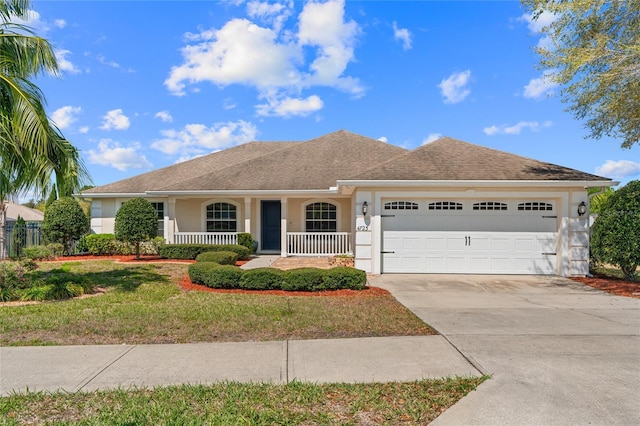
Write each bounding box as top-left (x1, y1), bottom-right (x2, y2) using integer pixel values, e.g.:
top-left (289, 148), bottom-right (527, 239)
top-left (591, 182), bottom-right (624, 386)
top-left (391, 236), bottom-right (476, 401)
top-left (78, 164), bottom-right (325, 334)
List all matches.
top-left (542, 252), bottom-right (556, 255)
top-left (381, 251), bottom-right (395, 254)
top-left (465, 236), bottom-right (471, 246)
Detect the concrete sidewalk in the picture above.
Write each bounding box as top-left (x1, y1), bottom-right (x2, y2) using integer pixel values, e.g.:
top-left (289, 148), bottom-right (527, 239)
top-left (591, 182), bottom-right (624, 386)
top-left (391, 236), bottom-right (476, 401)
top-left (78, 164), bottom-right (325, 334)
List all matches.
top-left (0, 336), bottom-right (481, 395)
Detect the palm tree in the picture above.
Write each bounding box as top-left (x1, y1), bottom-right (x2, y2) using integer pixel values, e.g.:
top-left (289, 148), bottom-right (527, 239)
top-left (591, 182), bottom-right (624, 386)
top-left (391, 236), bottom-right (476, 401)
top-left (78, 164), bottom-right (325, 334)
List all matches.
top-left (0, 0), bottom-right (90, 258)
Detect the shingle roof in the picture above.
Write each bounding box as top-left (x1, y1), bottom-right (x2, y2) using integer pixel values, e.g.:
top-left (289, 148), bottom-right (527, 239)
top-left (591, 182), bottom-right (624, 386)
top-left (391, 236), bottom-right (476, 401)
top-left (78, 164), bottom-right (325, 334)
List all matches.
top-left (83, 132), bottom-right (610, 195)
top-left (5, 202), bottom-right (44, 222)
top-left (159, 130), bottom-right (408, 191)
top-left (351, 137), bottom-right (610, 182)
top-left (83, 141), bottom-right (300, 194)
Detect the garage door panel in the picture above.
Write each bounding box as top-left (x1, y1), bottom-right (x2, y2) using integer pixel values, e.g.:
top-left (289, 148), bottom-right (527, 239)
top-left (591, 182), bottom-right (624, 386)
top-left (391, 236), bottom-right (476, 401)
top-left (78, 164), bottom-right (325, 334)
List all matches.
top-left (382, 202), bottom-right (558, 275)
top-left (383, 230), bottom-right (557, 274)
top-left (426, 237), bottom-right (446, 250)
top-left (490, 238), bottom-right (510, 251)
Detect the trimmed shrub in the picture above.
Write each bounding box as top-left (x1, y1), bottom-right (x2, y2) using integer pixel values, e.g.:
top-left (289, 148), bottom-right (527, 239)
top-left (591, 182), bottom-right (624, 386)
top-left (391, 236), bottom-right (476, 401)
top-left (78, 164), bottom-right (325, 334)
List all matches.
top-left (85, 234), bottom-right (118, 255)
top-left (84, 234), bottom-right (164, 256)
top-left (188, 262), bottom-right (219, 285)
top-left (240, 268), bottom-right (285, 290)
top-left (188, 262), bottom-right (242, 289)
top-left (323, 267), bottom-right (367, 290)
top-left (42, 197), bottom-right (90, 255)
top-left (236, 233), bottom-right (254, 252)
top-left (46, 243), bottom-right (65, 257)
top-left (114, 198), bottom-right (158, 259)
top-left (282, 268), bottom-right (326, 292)
top-left (195, 251), bottom-right (238, 265)
top-left (160, 244), bottom-right (250, 260)
top-left (23, 245), bottom-right (54, 260)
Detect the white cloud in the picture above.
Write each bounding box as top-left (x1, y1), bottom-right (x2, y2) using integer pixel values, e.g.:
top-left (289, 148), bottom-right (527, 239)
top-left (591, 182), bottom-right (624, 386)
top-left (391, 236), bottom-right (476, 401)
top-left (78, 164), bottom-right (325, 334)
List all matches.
top-left (79, 126), bottom-right (89, 134)
top-left (377, 136), bottom-right (388, 143)
top-left (438, 70), bottom-right (472, 104)
top-left (246, 0), bottom-right (293, 33)
top-left (392, 21), bottom-right (412, 50)
top-left (100, 109), bottom-right (130, 131)
top-left (595, 160), bottom-right (640, 178)
top-left (483, 120), bottom-right (552, 135)
top-left (519, 11), bottom-right (556, 34)
top-left (55, 50), bottom-right (81, 74)
top-left (97, 55), bottom-right (134, 73)
top-left (165, 0), bottom-right (363, 103)
top-left (519, 11), bottom-right (557, 49)
top-left (523, 70), bottom-right (559, 99)
top-left (422, 133), bottom-right (442, 144)
top-left (165, 18), bottom-right (300, 95)
top-left (151, 120), bottom-right (257, 156)
top-left (87, 139), bottom-right (152, 171)
top-left (298, 0), bottom-right (362, 95)
top-left (155, 110), bottom-right (173, 123)
top-left (11, 10), bottom-right (66, 33)
top-left (51, 106), bottom-right (82, 129)
top-left (256, 95), bottom-right (323, 117)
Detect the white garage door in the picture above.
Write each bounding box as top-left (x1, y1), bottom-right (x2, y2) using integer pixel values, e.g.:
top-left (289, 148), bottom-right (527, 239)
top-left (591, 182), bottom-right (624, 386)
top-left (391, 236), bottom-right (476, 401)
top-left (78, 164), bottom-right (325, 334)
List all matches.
top-left (382, 200), bottom-right (558, 274)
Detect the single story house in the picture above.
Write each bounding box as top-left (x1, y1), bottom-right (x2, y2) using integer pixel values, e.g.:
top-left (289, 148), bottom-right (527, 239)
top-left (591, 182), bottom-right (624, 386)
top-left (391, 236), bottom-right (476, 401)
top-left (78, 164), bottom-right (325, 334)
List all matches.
top-left (82, 130), bottom-right (614, 276)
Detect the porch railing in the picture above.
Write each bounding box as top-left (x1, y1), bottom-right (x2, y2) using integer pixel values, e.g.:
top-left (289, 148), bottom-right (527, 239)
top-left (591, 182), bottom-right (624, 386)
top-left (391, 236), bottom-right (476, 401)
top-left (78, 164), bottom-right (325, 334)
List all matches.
top-left (174, 232), bottom-right (238, 245)
top-left (287, 232), bottom-right (352, 256)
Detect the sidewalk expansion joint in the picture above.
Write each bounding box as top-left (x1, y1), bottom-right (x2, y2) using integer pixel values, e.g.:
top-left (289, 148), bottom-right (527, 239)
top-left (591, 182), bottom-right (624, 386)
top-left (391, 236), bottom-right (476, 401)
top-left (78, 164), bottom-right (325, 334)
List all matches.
top-left (285, 340), bottom-right (289, 384)
top-left (75, 345), bottom-right (137, 392)
top-left (439, 334), bottom-right (487, 376)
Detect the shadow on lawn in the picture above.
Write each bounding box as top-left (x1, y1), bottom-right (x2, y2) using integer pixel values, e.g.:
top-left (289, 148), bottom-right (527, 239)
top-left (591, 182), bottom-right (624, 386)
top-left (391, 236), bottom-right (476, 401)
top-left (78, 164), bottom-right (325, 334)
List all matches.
top-left (31, 265), bottom-right (170, 293)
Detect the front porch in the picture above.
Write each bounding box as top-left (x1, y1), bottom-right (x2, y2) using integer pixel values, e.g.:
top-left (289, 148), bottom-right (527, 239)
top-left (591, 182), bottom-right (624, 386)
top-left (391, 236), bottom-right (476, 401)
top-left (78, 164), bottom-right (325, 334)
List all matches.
top-left (173, 231), bottom-right (353, 257)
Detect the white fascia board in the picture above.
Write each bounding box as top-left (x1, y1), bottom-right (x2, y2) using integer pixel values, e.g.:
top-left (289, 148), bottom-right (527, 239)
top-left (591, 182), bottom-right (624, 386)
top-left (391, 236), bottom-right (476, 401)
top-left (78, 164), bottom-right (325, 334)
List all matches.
top-left (146, 189), bottom-right (339, 196)
top-left (338, 180), bottom-right (618, 188)
top-left (78, 193), bottom-right (148, 198)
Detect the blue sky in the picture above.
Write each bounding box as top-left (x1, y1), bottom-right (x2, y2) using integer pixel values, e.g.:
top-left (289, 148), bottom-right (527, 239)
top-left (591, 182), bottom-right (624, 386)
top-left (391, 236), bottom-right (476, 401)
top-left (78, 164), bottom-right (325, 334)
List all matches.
top-left (24, 0), bottom-right (640, 190)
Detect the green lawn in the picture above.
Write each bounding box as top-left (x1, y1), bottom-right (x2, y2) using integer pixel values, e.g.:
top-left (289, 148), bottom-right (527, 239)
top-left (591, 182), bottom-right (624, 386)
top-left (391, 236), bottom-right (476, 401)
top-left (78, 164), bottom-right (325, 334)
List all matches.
top-left (0, 377), bottom-right (488, 425)
top-left (0, 260), bottom-right (434, 346)
top-left (0, 260), bottom-right (482, 424)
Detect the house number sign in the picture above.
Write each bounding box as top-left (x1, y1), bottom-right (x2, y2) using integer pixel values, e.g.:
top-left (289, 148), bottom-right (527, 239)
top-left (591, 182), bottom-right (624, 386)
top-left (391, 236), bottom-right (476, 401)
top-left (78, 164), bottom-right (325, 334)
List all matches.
top-left (356, 225), bottom-right (370, 231)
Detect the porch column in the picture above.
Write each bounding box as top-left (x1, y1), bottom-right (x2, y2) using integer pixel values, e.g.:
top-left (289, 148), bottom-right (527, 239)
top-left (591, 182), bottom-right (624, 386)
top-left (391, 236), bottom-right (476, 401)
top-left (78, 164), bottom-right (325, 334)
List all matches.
top-left (167, 198), bottom-right (176, 243)
top-left (244, 197), bottom-right (251, 234)
top-left (280, 197), bottom-right (288, 257)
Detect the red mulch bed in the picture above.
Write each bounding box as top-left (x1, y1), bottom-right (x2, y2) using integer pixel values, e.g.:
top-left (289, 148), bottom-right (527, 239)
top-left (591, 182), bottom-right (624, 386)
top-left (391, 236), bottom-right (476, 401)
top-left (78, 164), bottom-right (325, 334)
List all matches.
top-left (570, 274), bottom-right (640, 299)
top-left (44, 254), bottom-right (196, 264)
top-left (180, 275), bottom-right (389, 297)
top-left (44, 255), bottom-right (255, 266)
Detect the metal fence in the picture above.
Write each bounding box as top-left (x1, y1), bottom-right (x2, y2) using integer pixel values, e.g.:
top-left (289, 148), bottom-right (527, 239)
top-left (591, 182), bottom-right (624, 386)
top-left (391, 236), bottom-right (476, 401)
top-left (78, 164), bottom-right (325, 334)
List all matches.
top-left (1, 222), bottom-right (42, 259)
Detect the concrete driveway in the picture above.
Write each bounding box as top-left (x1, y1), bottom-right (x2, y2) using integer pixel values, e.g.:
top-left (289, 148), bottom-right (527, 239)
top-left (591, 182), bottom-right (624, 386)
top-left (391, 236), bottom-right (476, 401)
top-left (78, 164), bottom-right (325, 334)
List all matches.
top-left (373, 274), bottom-right (640, 426)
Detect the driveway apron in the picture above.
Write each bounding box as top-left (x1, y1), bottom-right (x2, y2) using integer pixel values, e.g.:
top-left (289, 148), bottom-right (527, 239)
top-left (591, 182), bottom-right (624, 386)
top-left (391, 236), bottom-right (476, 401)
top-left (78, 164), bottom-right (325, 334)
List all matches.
top-left (373, 274), bottom-right (640, 426)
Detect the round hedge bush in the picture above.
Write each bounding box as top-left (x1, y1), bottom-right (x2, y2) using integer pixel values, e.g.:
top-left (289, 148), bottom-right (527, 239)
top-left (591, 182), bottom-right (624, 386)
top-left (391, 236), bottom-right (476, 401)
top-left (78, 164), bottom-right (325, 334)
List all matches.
top-left (195, 250), bottom-right (238, 265)
top-left (239, 267), bottom-right (285, 290)
top-left (282, 268), bottom-right (326, 292)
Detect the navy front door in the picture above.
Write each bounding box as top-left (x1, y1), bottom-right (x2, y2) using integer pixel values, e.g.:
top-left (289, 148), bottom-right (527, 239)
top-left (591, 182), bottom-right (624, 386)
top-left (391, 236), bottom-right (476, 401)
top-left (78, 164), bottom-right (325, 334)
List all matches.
top-left (261, 201), bottom-right (281, 251)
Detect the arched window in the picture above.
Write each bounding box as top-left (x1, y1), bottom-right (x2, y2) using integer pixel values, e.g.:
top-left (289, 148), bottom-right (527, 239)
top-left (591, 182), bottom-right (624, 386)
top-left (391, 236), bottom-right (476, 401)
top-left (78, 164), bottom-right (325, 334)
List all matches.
top-left (206, 202), bottom-right (237, 232)
top-left (305, 202), bottom-right (337, 232)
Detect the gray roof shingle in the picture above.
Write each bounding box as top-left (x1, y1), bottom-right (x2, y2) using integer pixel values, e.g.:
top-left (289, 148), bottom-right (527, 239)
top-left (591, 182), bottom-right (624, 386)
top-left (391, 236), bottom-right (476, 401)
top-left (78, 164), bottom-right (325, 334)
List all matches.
top-left (351, 137), bottom-right (610, 182)
top-left (83, 132), bottom-right (610, 195)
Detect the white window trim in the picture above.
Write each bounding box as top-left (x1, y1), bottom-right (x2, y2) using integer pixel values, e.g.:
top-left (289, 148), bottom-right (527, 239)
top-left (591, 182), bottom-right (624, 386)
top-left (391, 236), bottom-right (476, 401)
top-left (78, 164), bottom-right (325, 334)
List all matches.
top-left (200, 198), bottom-right (241, 233)
top-left (301, 198), bottom-right (341, 233)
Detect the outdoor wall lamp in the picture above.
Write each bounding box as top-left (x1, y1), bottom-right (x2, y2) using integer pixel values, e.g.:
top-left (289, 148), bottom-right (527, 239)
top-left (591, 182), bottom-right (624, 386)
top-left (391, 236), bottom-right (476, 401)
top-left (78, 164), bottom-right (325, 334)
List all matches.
top-left (577, 201), bottom-right (587, 217)
top-left (362, 201), bottom-right (368, 216)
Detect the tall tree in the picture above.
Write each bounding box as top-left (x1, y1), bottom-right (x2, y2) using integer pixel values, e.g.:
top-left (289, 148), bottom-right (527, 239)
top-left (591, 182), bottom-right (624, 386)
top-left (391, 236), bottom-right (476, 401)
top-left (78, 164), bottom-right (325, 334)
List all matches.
top-left (521, 0), bottom-right (640, 148)
top-left (0, 0), bottom-right (89, 258)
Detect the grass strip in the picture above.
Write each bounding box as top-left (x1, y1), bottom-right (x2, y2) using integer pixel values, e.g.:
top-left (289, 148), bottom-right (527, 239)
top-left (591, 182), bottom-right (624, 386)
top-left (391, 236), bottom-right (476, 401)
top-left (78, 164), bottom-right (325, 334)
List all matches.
top-left (0, 376), bottom-right (488, 425)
